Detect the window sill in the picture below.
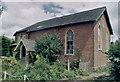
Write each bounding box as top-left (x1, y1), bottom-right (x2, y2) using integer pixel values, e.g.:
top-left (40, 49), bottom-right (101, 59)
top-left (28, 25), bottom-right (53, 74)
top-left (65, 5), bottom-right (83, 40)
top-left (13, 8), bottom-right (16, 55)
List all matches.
top-left (98, 49), bottom-right (102, 51)
top-left (64, 54), bottom-right (74, 55)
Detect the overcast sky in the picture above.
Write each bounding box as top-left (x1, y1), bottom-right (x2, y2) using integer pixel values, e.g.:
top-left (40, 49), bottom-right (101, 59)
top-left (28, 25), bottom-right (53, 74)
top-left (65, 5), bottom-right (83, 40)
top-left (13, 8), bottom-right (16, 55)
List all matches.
top-left (0, 1), bottom-right (119, 42)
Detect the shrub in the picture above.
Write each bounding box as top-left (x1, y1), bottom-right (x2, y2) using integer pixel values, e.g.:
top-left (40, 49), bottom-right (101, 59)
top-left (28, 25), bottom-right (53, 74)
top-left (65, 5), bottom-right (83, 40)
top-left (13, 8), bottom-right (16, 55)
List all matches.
top-left (73, 49), bottom-right (82, 69)
top-left (2, 57), bottom-right (17, 70)
top-left (2, 57), bottom-right (25, 75)
top-left (0, 35), bottom-right (13, 57)
top-left (73, 58), bottom-right (79, 69)
top-left (2, 56), bottom-right (82, 80)
top-left (93, 67), bottom-right (109, 74)
top-left (35, 33), bottom-right (62, 64)
top-left (107, 40), bottom-right (120, 80)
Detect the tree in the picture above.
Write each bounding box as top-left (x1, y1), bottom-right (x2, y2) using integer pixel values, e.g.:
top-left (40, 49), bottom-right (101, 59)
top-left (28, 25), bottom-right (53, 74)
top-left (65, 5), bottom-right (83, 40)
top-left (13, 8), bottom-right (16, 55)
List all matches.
top-left (107, 40), bottom-right (120, 80)
top-left (0, 0), bottom-right (3, 16)
top-left (0, 35), bottom-right (13, 57)
top-left (35, 33), bottom-right (62, 64)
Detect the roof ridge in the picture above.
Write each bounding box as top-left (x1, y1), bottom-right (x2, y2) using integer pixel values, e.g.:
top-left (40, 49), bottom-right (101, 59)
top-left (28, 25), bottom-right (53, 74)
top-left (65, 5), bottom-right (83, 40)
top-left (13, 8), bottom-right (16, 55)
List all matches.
top-left (35, 6), bottom-right (106, 23)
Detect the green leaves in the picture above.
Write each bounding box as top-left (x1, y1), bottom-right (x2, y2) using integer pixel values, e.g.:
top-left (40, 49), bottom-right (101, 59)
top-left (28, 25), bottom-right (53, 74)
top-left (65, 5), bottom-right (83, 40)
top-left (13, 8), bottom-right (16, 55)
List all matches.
top-left (0, 35), bottom-right (14, 57)
top-left (0, 0), bottom-right (3, 16)
top-left (35, 33), bottom-right (62, 64)
top-left (107, 40), bottom-right (120, 80)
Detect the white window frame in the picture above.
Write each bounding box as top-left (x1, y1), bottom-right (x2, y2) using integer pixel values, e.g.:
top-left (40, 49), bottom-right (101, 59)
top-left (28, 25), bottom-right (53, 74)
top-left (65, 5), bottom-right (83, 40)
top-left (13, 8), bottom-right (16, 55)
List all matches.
top-left (98, 24), bottom-right (102, 50)
top-left (103, 19), bottom-right (105, 28)
top-left (65, 30), bottom-right (74, 55)
top-left (106, 31), bottom-right (109, 51)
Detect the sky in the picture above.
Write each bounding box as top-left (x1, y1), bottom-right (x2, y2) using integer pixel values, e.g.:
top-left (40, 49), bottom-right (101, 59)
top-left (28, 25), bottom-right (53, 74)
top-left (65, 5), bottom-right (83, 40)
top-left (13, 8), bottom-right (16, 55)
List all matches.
top-left (0, 1), bottom-right (119, 42)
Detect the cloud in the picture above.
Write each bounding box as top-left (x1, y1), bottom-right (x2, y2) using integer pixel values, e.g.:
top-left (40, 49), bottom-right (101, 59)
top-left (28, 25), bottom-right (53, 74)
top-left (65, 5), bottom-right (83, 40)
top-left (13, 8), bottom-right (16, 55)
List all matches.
top-left (42, 2), bottom-right (64, 16)
top-left (1, 2), bottom-right (52, 38)
top-left (1, 2), bottom-right (7, 11)
top-left (1, 2), bottom-right (119, 42)
top-left (67, 9), bottom-right (77, 14)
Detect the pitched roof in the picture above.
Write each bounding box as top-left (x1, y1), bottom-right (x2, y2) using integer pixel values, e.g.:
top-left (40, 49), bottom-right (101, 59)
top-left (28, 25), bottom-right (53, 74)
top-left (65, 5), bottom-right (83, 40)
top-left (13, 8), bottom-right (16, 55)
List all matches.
top-left (14, 39), bottom-right (35, 52)
top-left (13, 6), bottom-right (113, 35)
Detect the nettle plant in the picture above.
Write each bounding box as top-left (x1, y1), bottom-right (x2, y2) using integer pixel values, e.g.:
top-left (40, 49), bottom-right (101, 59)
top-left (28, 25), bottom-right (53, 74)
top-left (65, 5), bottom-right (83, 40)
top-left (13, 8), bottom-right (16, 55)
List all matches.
top-left (35, 33), bottom-right (63, 64)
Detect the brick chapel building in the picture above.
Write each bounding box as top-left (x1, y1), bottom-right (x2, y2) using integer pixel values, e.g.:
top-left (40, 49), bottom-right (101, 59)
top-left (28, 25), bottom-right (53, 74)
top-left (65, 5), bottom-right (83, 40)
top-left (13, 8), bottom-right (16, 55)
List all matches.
top-left (11, 7), bottom-right (113, 71)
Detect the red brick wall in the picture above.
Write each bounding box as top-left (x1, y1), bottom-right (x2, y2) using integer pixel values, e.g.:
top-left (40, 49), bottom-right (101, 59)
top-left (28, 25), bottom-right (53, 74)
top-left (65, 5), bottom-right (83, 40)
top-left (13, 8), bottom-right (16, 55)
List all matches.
top-left (93, 14), bottom-right (111, 69)
top-left (29, 22), bottom-right (94, 68)
top-left (15, 32), bottom-right (28, 43)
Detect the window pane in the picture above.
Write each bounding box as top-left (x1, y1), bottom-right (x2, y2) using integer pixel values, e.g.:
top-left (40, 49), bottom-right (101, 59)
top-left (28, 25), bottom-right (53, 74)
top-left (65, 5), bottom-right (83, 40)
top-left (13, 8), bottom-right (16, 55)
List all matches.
top-left (69, 45), bottom-right (73, 49)
top-left (66, 30), bottom-right (73, 54)
top-left (67, 46), bottom-right (70, 49)
top-left (70, 50), bottom-right (73, 54)
top-left (67, 30), bottom-right (73, 41)
top-left (69, 41), bottom-right (73, 45)
top-left (67, 36), bottom-right (73, 41)
top-left (98, 25), bottom-right (102, 49)
top-left (67, 50), bottom-right (69, 54)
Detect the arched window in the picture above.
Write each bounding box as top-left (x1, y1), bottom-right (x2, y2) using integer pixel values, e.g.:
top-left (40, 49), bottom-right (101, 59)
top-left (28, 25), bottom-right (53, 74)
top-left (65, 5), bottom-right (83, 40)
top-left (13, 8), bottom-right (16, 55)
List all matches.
top-left (66, 30), bottom-right (73, 54)
top-left (98, 25), bottom-right (102, 50)
top-left (106, 31), bottom-right (109, 51)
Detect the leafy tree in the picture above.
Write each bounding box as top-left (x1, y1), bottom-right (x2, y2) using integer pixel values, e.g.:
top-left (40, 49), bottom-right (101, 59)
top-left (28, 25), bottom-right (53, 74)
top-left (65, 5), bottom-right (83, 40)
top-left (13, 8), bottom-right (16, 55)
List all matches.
top-left (0, 0), bottom-right (3, 16)
top-left (107, 40), bottom-right (120, 80)
top-left (0, 35), bottom-right (14, 57)
top-left (35, 33), bottom-right (62, 64)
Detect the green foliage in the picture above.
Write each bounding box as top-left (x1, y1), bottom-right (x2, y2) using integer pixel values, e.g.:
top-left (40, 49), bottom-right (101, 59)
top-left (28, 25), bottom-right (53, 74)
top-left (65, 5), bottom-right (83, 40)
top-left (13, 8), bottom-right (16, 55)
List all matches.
top-left (73, 68), bottom-right (89, 76)
top-left (0, 35), bottom-right (14, 57)
top-left (107, 40), bottom-right (120, 80)
top-left (0, 0), bottom-right (3, 16)
top-left (2, 57), bottom-right (80, 80)
top-left (73, 58), bottom-right (79, 69)
top-left (93, 67), bottom-right (110, 74)
top-left (73, 49), bottom-right (82, 69)
top-left (35, 33), bottom-right (62, 64)
top-left (79, 70), bottom-right (89, 76)
top-left (14, 49), bottom-right (20, 60)
top-left (2, 57), bottom-right (25, 74)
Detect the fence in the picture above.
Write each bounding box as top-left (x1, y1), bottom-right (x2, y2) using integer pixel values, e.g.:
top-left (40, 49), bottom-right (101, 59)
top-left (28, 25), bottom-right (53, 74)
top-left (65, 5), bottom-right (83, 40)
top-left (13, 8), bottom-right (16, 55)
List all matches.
top-left (3, 71), bottom-right (29, 80)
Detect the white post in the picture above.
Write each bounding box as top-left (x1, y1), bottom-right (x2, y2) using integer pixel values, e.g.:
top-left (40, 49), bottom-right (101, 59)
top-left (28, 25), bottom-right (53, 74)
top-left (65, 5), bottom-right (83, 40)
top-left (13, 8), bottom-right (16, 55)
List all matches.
top-left (24, 75), bottom-right (27, 81)
top-left (68, 59), bottom-right (70, 72)
top-left (4, 71), bottom-right (6, 80)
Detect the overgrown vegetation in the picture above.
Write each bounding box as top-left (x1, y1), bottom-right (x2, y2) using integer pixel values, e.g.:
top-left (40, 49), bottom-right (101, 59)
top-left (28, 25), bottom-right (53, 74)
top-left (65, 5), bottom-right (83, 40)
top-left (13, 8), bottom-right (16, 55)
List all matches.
top-left (2, 57), bottom-right (79, 80)
top-left (35, 33), bottom-right (62, 64)
top-left (107, 40), bottom-right (120, 80)
top-left (73, 49), bottom-right (82, 69)
top-left (93, 67), bottom-right (110, 74)
top-left (0, 35), bottom-right (14, 57)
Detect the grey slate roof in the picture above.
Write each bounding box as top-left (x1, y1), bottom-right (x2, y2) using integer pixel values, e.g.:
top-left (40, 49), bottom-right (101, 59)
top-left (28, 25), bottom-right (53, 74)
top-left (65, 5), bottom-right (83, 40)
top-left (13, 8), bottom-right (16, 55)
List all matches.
top-left (14, 7), bottom-right (113, 35)
top-left (14, 39), bottom-right (35, 52)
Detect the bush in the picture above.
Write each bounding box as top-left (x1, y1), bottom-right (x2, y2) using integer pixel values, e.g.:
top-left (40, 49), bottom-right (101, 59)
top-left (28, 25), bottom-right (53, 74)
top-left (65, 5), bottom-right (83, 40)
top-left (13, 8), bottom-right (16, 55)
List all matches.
top-left (93, 67), bottom-right (109, 74)
top-left (2, 57), bottom-right (25, 75)
top-left (35, 33), bottom-right (62, 64)
top-left (73, 68), bottom-right (89, 76)
top-left (73, 49), bottom-right (82, 69)
top-left (0, 35), bottom-right (13, 57)
top-left (2, 56), bottom-right (84, 80)
top-left (107, 40), bottom-right (120, 80)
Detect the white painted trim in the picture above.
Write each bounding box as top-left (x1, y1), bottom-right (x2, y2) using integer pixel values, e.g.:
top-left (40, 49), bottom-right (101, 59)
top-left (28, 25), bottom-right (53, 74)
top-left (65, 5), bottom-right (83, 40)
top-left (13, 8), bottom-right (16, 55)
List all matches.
top-left (64, 29), bottom-right (74, 55)
top-left (14, 39), bottom-right (22, 52)
top-left (98, 24), bottom-right (102, 51)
